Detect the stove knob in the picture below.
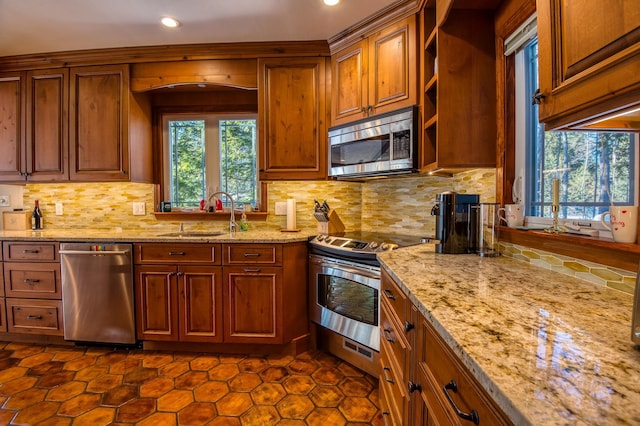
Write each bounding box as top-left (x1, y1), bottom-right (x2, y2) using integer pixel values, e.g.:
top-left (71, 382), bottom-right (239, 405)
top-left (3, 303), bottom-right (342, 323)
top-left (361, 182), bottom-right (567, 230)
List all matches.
top-left (317, 235), bottom-right (325, 241)
top-left (380, 243), bottom-right (390, 251)
top-left (369, 241), bottom-right (379, 249)
top-left (325, 237), bottom-right (333, 244)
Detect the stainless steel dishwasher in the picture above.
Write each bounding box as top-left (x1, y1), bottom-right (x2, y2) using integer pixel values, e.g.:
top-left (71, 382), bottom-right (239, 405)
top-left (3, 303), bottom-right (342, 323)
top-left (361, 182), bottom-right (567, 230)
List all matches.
top-left (60, 243), bottom-right (136, 345)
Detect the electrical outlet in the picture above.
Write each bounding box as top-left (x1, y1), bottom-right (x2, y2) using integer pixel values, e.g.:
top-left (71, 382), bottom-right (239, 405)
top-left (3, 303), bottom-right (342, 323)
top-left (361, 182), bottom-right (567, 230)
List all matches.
top-left (132, 202), bottom-right (146, 216)
top-left (0, 195), bottom-right (9, 207)
top-left (55, 202), bottom-right (63, 216)
top-left (275, 202), bottom-right (287, 215)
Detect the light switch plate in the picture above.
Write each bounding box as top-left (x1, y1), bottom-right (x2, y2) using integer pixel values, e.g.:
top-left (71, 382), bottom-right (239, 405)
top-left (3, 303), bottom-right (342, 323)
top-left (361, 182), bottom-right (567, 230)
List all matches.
top-left (55, 202), bottom-right (63, 216)
top-left (132, 202), bottom-right (146, 216)
top-left (0, 195), bottom-right (9, 207)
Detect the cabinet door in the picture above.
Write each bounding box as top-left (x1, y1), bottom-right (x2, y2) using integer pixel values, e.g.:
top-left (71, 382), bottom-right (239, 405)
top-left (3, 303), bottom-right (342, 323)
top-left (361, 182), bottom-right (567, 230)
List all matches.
top-left (179, 265), bottom-right (223, 343)
top-left (537, 0), bottom-right (640, 129)
top-left (368, 16), bottom-right (417, 116)
top-left (223, 266), bottom-right (281, 343)
top-left (0, 298), bottom-right (6, 333)
top-left (70, 64), bottom-right (130, 181)
top-left (135, 265), bottom-right (179, 341)
top-left (258, 57), bottom-right (327, 180)
top-left (0, 72), bottom-right (24, 181)
top-left (331, 40), bottom-right (368, 125)
top-left (25, 69), bottom-right (69, 181)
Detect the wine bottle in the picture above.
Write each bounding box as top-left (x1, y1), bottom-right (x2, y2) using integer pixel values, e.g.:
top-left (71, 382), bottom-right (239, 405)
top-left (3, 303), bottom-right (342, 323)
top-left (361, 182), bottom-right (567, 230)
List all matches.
top-left (31, 200), bottom-right (43, 230)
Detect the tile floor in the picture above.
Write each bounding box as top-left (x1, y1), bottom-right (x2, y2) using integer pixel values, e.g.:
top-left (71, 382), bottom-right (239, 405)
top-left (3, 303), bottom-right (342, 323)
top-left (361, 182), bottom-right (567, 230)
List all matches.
top-left (0, 342), bottom-right (383, 425)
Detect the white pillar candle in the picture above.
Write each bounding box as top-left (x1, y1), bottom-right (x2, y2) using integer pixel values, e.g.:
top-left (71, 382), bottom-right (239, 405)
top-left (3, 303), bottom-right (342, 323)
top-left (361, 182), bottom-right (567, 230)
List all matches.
top-left (286, 198), bottom-right (296, 230)
top-left (552, 178), bottom-right (560, 206)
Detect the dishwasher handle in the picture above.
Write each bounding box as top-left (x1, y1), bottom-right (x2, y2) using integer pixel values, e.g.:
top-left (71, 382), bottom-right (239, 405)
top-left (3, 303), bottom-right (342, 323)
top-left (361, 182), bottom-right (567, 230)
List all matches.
top-left (59, 249), bottom-right (130, 255)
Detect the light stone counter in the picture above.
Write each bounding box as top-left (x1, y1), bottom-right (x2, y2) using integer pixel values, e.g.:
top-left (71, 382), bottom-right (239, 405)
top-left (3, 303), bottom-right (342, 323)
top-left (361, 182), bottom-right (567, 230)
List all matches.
top-left (377, 244), bottom-right (640, 426)
top-left (0, 228), bottom-right (313, 243)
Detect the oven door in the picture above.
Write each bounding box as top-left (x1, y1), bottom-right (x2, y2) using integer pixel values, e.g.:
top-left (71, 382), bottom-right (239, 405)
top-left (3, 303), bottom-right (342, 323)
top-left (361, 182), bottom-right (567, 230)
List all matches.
top-left (309, 254), bottom-right (380, 351)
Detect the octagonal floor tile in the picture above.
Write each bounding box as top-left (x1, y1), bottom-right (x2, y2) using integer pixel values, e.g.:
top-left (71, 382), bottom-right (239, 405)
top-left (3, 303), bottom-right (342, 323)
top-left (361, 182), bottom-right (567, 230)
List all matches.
top-left (338, 396), bottom-right (378, 422)
top-left (241, 405), bottom-right (280, 425)
top-left (259, 366), bottom-right (289, 383)
top-left (266, 353), bottom-right (294, 366)
top-left (3, 388), bottom-right (47, 410)
top-left (287, 359), bottom-right (317, 375)
top-left (339, 376), bottom-right (374, 397)
top-left (71, 406), bottom-right (115, 426)
top-left (102, 384), bottom-right (138, 407)
top-left (0, 367), bottom-right (28, 383)
top-left (36, 415), bottom-right (72, 426)
top-left (208, 416), bottom-right (241, 426)
top-left (157, 389), bottom-right (194, 412)
top-left (238, 357), bottom-right (269, 373)
top-left (86, 374), bottom-right (122, 393)
top-left (194, 381), bottom-right (230, 403)
top-left (73, 365), bottom-right (109, 382)
top-left (123, 367), bottom-right (157, 384)
top-left (136, 412), bottom-right (177, 426)
top-left (62, 356), bottom-right (97, 372)
top-left (18, 352), bottom-right (54, 368)
top-left (115, 398), bottom-right (156, 423)
top-left (175, 371), bottom-right (209, 389)
top-left (9, 345), bottom-right (44, 359)
top-left (140, 377), bottom-right (175, 398)
top-left (141, 353), bottom-right (174, 368)
top-left (312, 367), bottom-right (344, 386)
top-left (49, 348), bottom-right (85, 363)
top-left (283, 375), bottom-right (316, 395)
top-left (56, 393), bottom-right (101, 417)
top-left (276, 394), bottom-right (314, 419)
top-left (26, 360), bottom-right (64, 376)
top-left (309, 385), bottom-right (345, 407)
top-left (215, 392), bottom-right (252, 416)
top-left (276, 420), bottom-right (305, 426)
top-left (11, 400), bottom-right (59, 425)
top-left (45, 381), bottom-right (86, 402)
top-left (0, 376), bottom-right (38, 396)
top-left (37, 371), bottom-right (75, 389)
top-left (0, 358), bottom-right (19, 371)
top-left (306, 407), bottom-right (347, 426)
top-left (190, 355), bottom-right (220, 371)
top-left (209, 363), bottom-right (239, 381)
top-left (250, 383), bottom-right (286, 405)
top-left (315, 352), bottom-right (342, 368)
top-left (178, 402), bottom-right (217, 425)
top-left (337, 361), bottom-right (366, 377)
top-left (159, 361), bottom-right (190, 378)
top-left (108, 358), bottom-right (141, 375)
top-left (95, 352), bottom-right (128, 366)
top-left (219, 354), bottom-right (246, 364)
top-left (229, 373), bottom-right (262, 392)
top-left (0, 410), bottom-right (14, 425)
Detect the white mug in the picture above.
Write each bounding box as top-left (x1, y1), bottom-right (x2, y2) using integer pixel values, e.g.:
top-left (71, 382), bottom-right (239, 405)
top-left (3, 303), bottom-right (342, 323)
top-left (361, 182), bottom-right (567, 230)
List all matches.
top-left (499, 204), bottom-right (524, 228)
top-left (601, 206), bottom-right (638, 243)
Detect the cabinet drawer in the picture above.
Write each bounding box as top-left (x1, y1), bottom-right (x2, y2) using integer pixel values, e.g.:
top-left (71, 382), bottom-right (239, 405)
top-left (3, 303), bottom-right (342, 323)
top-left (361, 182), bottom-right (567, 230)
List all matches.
top-left (4, 263), bottom-right (61, 299)
top-left (423, 321), bottom-right (510, 425)
top-left (3, 242), bottom-right (59, 262)
top-left (379, 346), bottom-right (407, 426)
top-left (381, 268), bottom-right (407, 324)
top-left (381, 300), bottom-right (410, 382)
top-left (135, 244), bottom-right (220, 264)
top-left (223, 244), bottom-right (282, 265)
top-left (6, 298), bottom-right (63, 335)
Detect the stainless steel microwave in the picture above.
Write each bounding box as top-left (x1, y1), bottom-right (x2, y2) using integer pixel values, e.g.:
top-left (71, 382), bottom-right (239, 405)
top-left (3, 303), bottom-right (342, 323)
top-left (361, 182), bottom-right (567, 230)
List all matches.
top-left (328, 106), bottom-right (418, 179)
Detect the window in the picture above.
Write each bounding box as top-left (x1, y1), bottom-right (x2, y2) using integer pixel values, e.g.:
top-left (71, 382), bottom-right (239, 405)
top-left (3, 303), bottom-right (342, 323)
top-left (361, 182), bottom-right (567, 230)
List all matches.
top-left (513, 34), bottom-right (638, 225)
top-left (163, 114), bottom-right (258, 209)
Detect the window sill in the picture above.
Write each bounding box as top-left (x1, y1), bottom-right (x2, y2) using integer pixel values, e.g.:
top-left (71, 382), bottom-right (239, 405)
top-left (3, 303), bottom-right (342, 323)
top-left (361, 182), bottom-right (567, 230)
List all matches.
top-left (498, 225), bottom-right (640, 272)
top-left (153, 211), bottom-right (268, 221)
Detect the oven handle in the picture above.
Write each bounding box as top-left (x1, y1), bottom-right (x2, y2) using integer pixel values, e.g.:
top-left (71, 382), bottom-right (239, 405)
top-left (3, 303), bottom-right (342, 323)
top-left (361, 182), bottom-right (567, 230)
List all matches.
top-left (320, 263), bottom-right (380, 281)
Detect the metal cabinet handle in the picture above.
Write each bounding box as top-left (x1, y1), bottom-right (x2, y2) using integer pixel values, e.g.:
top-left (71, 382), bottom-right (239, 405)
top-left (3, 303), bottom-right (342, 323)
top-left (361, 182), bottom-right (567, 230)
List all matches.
top-left (243, 253), bottom-right (261, 257)
top-left (443, 380), bottom-right (479, 425)
top-left (176, 272), bottom-right (184, 277)
top-left (382, 366), bottom-right (394, 384)
top-left (244, 268), bottom-right (261, 273)
top-left (24, 279), bottom-right (40, 284)
top-left (22, 249), bottom-right (40, 254)
top-left (382, 328), bottom-right (395, 343)
top-left (404, 321), bottom-right (414, 332)
top-left (168, 251), bottom-right (186, 256)
top-left (27, 315), bottom-right (43, 320)
top-left (408, 381), bottom-right (422, 393)
top-left (383, 289), bottom-right (395, 300)
top-left (532, 89), bottom-right (546, 105)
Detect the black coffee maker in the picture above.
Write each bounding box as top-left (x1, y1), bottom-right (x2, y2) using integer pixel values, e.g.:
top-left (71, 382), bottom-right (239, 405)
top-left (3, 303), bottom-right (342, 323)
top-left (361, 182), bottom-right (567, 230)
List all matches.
top-left (431, 192), bottom-right (479, 254)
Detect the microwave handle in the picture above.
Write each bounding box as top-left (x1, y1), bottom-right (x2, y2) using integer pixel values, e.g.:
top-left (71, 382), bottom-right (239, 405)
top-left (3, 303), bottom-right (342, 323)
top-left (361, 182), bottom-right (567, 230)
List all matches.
top-left (321, 263), bottom-right (380, 281)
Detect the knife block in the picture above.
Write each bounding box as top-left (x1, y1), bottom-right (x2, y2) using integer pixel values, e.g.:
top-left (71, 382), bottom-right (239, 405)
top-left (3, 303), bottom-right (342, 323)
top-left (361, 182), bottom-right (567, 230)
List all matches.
top-left (316, 210), bottom-right (345, 234)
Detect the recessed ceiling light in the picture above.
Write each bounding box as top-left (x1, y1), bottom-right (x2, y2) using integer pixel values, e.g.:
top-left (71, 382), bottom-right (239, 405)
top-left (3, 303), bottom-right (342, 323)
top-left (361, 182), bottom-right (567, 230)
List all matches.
top-left (161, 17), bottom-right (180, 28)
top-left (323, 0), bottom-right (339, 5)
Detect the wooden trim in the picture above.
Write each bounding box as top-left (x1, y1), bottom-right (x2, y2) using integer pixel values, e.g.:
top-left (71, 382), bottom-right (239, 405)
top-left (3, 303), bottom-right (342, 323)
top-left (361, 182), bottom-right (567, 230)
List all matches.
top-left (499, 226), bottom-right (640, 272)
top-left (152, 212), bottom-right (268, 221)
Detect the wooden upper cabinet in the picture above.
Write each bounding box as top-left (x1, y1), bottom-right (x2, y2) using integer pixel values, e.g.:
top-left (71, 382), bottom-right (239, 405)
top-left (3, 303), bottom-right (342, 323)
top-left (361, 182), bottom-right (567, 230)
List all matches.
top-left (537, 0), bottom-right (640, 130)
top-left (0, 73), bottom-right (23, 181)
top-left (70, 64), bottom-right (130, 181)
top-left (25, 69), bottom-right (69, 181)
top-left (258, 57), bottom-right (328, 180)
top-left (331, 15), bottom-right (417, 127)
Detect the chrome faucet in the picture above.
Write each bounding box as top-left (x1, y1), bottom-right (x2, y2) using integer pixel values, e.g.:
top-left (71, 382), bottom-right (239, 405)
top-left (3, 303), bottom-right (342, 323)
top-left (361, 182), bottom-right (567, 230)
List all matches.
top-left (208, 191), bottom-right (237, 234)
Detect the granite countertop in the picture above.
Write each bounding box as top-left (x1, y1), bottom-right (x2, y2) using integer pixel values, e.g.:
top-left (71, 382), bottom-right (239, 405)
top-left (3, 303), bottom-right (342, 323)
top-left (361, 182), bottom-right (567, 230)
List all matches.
top-left (0, 228), bottom-right (314, 243)
top-left (377, 245), bottom-right (640, 425)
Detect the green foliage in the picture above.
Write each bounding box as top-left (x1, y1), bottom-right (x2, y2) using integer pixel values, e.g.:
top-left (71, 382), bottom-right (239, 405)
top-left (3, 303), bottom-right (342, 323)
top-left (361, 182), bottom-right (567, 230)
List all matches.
top-left (220, 120), bottom-right (257, 206)
top-left (170, 120), bottom-right (205, 207)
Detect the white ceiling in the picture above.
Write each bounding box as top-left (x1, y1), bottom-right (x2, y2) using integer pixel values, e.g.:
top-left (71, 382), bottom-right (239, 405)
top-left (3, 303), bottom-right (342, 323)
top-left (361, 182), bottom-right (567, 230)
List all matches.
top-left (0, 0), bottom-right (402, 57)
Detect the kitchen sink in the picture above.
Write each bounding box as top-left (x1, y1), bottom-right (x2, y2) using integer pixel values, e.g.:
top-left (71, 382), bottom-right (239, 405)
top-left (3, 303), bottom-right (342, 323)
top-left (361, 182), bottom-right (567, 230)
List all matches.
top-left (157, 232), bottom-right (226, 238)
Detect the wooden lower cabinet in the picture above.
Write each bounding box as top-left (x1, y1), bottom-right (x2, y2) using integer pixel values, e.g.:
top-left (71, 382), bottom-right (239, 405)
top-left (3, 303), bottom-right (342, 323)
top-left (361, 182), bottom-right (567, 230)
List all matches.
top-left (5, 298), bottom-right (63, 336)
top-left (223, 266), bottom-right (281, 343)
top-left (0, 298), bottom-right (6, 333)
top-left (135, 264), bottom-right (222, 343)
top-left (381, 269), bottom-right (512, 425)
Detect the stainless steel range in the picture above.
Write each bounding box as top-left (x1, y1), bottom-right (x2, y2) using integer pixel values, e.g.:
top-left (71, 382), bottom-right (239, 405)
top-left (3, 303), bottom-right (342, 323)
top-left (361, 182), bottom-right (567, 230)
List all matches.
top-left (309, 231), bottom-right (421, 375)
